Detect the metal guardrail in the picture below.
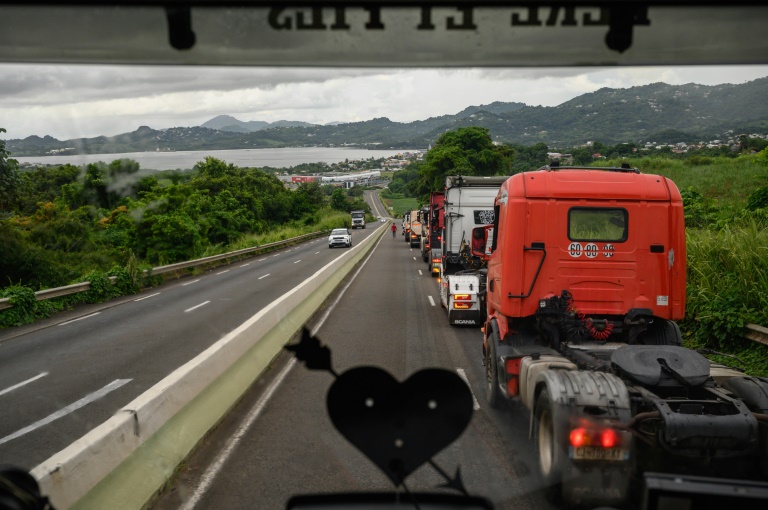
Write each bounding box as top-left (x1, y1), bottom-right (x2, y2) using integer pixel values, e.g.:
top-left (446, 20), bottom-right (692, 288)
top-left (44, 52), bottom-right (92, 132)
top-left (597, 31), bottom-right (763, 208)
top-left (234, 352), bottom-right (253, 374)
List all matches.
top-left (0, 230), bottom-right (329, 312)
top-left (744, 324), bottom-right (768, 347)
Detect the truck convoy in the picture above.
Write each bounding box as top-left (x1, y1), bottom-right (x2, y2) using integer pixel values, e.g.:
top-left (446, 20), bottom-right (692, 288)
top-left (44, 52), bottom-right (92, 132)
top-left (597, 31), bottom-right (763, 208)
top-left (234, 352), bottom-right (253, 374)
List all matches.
top-left (439, 176), bottom-right (507, 326)
top-left (481, 165), bottom-right (768, 507)
top-left (350, 210), bottom-right (366, 229)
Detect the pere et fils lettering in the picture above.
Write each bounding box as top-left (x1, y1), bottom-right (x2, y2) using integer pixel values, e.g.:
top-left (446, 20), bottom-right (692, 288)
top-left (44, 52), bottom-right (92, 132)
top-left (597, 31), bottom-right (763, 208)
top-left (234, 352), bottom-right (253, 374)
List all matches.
top-left (267, 6), bottom-right (636, 31)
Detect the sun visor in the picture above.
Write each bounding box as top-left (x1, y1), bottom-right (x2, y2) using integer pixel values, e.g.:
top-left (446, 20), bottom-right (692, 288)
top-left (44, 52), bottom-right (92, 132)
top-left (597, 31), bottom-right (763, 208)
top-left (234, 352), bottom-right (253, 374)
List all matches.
top-left (0, 1), bottom-right (767, 66)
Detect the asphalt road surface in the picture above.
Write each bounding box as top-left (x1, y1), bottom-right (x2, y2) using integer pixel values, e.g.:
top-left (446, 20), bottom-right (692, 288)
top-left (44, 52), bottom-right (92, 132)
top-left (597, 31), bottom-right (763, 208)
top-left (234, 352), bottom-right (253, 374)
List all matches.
top-left (152, 200), bottom-right (556, 510)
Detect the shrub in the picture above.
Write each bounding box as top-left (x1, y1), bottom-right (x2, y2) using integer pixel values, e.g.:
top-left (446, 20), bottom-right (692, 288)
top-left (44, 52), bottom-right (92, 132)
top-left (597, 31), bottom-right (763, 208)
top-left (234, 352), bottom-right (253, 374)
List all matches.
top-left (746, 185), bottom-right (768, 211)
top-left (0, 285), bottom-right (36, 327)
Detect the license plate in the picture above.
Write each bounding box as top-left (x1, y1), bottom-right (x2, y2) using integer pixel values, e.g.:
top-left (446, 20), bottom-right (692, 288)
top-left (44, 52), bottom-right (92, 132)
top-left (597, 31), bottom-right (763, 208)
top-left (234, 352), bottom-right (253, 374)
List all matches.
top-left (571, 447), bottom-right (627, 461)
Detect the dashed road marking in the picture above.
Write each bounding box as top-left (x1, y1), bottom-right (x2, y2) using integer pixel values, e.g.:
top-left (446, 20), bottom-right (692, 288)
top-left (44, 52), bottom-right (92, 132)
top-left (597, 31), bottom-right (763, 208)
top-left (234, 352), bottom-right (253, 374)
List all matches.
top-left (428, 296), bottom-right (436, 307)
top-left (216, 270), bottom-right (230, 275)
top-left (456, 368), bottom-right (481, 411)
top-left (240, 263), bottom-right (251, 267)
top-left (185, 301), bottom-right (210, 313)
top-left (134, 292), bottom-right (160, 302)
top-left (258, 274), bottom-right (270, 280)
top-left (0, 372), bottom-right (49, 398)
top-left (182, 279), bottom-right (200, 286)
top-left (294, 260), bottom-right (301, 264)
top-left (0, 379), bottom-right (132, 446)
top-left (58, 312), bottom-right (101, 326)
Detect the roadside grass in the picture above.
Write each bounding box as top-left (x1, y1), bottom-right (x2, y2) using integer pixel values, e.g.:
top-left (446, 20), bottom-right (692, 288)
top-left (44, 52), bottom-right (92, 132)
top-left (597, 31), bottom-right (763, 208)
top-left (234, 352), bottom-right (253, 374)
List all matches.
top-left (597, 155), bottom-right (768, 204)
top-left (684, 219), bottom-right (768, 376)
top-left (380, 197), bottom-right (419, 218)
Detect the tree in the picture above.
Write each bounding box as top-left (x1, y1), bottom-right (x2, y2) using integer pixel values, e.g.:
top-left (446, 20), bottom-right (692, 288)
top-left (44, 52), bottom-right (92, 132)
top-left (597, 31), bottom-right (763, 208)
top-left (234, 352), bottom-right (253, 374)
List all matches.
top-left (419, 127), bottom-right (514, 192)
top-left (330, 188), bottom-right (348, 211)
top-left (0, 128), bottom-right (20, 213)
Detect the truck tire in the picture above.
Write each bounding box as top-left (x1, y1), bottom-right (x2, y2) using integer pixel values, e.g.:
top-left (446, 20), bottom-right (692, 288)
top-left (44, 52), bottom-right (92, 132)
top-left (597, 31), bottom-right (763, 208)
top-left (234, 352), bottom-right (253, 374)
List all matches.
top-left (485, 333), bottom-right (502, 409)
top-left (638, 319), bottom-right (682, 346)
top-left (533, 388), bottom-right (565, 501)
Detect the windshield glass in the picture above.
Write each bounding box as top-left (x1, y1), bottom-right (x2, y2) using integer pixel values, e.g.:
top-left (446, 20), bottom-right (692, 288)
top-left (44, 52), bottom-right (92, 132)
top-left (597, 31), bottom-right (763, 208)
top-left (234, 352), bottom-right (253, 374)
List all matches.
top-left (1, 4), bottom-right (768, 510)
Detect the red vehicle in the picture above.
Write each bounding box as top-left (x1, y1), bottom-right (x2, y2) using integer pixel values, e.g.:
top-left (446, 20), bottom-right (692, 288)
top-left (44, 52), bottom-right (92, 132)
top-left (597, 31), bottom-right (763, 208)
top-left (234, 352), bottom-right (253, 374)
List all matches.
top-left (482, 165), bottom-right (768, 507)
top-left (422, 192), bottom-right (444, 276)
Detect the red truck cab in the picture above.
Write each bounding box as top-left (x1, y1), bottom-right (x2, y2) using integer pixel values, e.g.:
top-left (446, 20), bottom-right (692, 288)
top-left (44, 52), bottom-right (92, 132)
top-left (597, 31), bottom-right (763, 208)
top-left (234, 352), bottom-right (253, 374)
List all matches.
top-left (485, 166), bottom-right (686, 346)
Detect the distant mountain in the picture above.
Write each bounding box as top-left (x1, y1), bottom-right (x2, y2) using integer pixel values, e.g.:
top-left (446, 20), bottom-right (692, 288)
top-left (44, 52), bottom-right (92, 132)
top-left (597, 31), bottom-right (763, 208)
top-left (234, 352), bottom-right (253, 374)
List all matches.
top-left (7, 78), bottom-right (768, 156)
top-left (200, 115), bottom-right (315, 133)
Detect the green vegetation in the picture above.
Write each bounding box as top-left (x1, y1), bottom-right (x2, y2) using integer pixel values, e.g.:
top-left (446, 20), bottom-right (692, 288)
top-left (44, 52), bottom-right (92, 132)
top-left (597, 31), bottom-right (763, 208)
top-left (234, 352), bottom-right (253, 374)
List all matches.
top-left (388, 127), bottom-right (514, 201)
top-left (0, 140), bottom-right (372, 327)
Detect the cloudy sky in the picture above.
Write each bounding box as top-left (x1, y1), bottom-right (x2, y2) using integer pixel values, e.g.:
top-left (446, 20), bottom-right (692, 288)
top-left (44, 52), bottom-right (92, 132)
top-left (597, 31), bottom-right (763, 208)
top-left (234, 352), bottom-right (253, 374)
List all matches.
top-left (2, 64), bottom-right (767, 141)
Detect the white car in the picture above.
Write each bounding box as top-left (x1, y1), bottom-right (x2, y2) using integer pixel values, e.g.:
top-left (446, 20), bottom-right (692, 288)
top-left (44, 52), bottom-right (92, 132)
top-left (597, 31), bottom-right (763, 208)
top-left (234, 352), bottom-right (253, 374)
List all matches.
top-left (328, 228), bottom-right (352, 249)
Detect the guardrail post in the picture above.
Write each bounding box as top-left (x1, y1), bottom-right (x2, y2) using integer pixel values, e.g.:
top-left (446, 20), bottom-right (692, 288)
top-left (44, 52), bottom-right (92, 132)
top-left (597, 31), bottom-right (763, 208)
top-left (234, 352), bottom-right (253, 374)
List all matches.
top-left (744, 324), bottom-right (768, 346)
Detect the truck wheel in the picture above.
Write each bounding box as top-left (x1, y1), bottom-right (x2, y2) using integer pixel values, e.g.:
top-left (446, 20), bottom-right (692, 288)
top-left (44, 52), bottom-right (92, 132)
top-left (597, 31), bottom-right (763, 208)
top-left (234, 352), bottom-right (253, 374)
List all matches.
top-left (485, 336), bottom-right (502, 408)
top-left (639, 319), bottom-right (682, 346)
top-left (534, 388), bottom-right (565, 501)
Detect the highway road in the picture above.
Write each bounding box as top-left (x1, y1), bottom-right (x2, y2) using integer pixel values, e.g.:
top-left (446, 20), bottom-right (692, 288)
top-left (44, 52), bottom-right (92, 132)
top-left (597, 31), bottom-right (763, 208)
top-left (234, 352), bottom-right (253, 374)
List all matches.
top-left (0, 222), bottom-right (380, 469)
top-left (152, 191), bottom-right (555, 510)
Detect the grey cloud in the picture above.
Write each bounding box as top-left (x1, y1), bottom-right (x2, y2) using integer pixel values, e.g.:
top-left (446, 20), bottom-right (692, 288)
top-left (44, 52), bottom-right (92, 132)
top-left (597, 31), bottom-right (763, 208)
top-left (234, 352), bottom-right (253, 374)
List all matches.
top-left (0, 65), bottom-right (386, 107)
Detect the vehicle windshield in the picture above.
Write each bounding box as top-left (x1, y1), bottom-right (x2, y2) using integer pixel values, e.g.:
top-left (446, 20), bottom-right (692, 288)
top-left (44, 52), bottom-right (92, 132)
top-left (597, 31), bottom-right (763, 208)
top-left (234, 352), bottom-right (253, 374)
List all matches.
top-left (1, 3), bottom-right (768, 510)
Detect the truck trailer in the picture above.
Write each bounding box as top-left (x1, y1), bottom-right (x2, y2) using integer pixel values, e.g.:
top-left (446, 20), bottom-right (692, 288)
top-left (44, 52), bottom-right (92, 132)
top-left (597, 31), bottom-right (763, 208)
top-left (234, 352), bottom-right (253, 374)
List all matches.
top-left (439, 175), bottom-right (507, 326)
top-left (482, 165), bottom-right (768, 507)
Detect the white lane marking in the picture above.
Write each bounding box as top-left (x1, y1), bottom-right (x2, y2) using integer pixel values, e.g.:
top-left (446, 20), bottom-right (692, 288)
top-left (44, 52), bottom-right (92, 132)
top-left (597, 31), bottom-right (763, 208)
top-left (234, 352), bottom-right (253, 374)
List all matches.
top-left (272, 254), bottom-right (280, 258)
top-left (58, 312), bottom-right (100, 326)
top-left (216, 270), bottom-right (230, 275)
top-left (0, 372), bottom-right (49, 398)
top-left (314, 251), bottom-right (320, 255)
top-left (134, 292), bottom-right (160, 302)
top-left (185, 301), bottom-right (210, 313)
top-left (177, 358), bottom-right (294, 510)
top-left (182, 279), bottom-right (200, 286)
top-left (456, 369), bottom-right (481, 411)
top-left (0, 379), bottom-right (132, 446)
top-left (239, 263), bottom-right (251, 267)
top-left (412, 256), bottom-right (417, 261)
top-left (418, 270), bottom-right (423, 276)
top-left (258, 274), bottom-right (270, 280)
top-left (257, 258), bottom-right (267, 262)
top-left (294, 260), bottom-right (301, 264)
top-left (428, 296), bottom-right (436, 307)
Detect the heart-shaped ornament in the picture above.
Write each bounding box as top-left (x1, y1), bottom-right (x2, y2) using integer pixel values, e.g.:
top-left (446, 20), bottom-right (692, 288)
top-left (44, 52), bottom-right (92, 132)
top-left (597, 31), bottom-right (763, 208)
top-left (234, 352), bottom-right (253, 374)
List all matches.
top-left (327, 367), bottom-right (474, 486)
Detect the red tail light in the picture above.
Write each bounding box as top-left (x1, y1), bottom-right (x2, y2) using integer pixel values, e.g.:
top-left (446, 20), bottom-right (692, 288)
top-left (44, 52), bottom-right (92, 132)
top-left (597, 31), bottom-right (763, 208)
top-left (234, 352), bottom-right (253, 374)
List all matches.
top-left (454, 294), bottom-right (471, 301)
top-left (570, 427), bottom-right (588, 447)
top-left (569, 426), bottom-right (622, 448)
top-left (600, 428), bottom-right (618, 448)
